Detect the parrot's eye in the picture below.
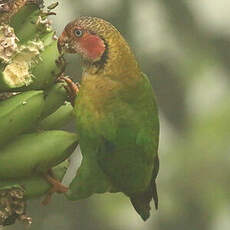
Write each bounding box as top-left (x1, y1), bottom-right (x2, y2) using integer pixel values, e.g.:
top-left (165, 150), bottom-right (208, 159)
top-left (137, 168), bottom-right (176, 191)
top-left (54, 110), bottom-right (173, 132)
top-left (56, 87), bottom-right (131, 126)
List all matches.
top-left (74, 29), bottom-right (83, 37)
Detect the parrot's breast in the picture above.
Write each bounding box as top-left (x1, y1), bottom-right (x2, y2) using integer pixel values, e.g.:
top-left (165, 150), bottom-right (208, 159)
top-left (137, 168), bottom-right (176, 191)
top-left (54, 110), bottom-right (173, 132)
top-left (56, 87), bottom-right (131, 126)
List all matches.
top-left (74, 75), bottom-right (121, 139)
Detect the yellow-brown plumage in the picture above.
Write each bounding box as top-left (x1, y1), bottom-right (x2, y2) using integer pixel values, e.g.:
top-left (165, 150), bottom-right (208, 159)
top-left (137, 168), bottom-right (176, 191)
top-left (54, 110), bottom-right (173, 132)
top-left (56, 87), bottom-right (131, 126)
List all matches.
top-left (58, 16), bottom-right (159, 221)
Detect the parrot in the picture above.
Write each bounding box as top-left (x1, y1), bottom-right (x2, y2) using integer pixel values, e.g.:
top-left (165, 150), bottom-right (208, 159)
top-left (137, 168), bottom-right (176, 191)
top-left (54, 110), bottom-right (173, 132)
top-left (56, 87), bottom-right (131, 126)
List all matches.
top-left (58, 16), bottom-right (160, 221)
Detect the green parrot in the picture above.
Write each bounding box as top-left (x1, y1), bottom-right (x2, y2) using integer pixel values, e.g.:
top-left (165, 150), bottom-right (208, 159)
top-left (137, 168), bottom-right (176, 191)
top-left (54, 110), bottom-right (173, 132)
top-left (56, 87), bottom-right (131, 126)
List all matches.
top-left (58, 16), bottom-right (160, 221)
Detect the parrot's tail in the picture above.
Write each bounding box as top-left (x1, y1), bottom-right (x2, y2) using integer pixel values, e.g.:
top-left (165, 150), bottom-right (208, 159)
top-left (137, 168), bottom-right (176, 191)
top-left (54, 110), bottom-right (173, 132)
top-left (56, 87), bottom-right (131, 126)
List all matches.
top-left (130, 179), bottom-right (158, 221)
top-left (130, 155), bottom-right (159, 221)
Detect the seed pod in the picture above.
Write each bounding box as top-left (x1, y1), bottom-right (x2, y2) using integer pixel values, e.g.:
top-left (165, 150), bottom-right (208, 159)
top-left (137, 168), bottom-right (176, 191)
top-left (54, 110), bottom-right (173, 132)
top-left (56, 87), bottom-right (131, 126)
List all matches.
top-left (41, 82), bottom-right (68, 119)
top-left (0, 90), bottom-right (44, 146)
top-left (10, 4), bottom-right (50, 44)
top-left (0, 130), bottom-right (78, 179)
top-left (0, 161), bottom-right (68, 199)
top-left (0, 32), bottom-right (61, 92)
top-left (24, 161), bottom-right (68, 199)
top-left (25, 35), bottom-right (60, 90)
top-left (39, 102), bottom-right (74, 130)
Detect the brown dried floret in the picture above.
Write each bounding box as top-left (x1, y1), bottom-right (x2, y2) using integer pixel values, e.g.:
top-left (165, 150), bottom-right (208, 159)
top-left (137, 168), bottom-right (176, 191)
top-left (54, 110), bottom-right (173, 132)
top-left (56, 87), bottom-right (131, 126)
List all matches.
top-left (0, 0), bottom-right (27, 23)
top-left (0, 187), bottom-right (32, 227)
top-left (2, 39), bottom-right (44, 88)
top-left (0, 24), bottom-right (19, 63)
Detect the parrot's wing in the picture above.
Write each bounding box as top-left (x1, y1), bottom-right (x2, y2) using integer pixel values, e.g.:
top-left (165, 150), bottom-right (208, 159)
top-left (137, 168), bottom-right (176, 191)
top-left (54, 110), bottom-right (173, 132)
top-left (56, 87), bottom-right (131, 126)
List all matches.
top-left (96, 73), bottom-right (159, 220)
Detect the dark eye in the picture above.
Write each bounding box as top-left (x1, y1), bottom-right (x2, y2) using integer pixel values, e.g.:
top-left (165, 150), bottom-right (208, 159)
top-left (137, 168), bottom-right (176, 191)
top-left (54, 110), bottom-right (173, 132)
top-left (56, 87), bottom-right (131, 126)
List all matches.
top-left (74, 29), bottom-right (83, 37)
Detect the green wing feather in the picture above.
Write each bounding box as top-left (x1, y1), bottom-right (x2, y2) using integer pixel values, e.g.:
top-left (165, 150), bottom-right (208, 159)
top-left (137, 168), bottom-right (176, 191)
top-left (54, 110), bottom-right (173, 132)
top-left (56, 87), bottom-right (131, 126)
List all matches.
top-left (96, 73), bottom-right (159, 190)
top-left (96, 73), bottom-right (159, 220)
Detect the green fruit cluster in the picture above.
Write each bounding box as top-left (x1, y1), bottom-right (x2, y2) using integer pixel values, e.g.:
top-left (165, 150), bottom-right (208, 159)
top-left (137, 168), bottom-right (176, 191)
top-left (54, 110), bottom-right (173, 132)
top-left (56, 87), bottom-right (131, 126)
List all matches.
top-left (0, 0), bottom-right (77, 213)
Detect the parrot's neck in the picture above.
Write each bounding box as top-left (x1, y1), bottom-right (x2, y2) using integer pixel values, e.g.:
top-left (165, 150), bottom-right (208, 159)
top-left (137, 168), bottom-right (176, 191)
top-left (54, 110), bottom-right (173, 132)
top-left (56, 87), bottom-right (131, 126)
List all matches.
top-left (82, 32), bottom-right (141, 83)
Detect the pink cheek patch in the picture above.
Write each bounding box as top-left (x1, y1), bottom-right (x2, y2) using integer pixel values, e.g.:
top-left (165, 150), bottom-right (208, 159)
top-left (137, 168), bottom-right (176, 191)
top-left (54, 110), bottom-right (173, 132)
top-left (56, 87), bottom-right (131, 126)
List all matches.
top-left (80, 34), bottom-right (106, 61)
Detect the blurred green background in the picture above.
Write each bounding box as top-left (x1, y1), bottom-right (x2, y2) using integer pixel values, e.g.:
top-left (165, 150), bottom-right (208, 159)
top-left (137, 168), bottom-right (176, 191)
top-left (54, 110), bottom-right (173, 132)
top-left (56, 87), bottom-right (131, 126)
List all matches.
top-left (5, 0), bottom-right (230, 229)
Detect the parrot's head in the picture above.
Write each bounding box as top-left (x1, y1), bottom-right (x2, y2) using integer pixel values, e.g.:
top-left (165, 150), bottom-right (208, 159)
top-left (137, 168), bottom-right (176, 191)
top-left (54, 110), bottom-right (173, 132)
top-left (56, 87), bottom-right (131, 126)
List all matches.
top-left (58, 16), bottom-right (140, 76)
top-left (58, 16), bottom-right (111, 63)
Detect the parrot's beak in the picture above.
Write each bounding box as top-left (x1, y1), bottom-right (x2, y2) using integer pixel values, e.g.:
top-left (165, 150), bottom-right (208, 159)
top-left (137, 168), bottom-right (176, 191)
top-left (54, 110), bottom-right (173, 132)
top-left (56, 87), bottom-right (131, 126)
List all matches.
top-left (57, 31), bottom-right (69, 54)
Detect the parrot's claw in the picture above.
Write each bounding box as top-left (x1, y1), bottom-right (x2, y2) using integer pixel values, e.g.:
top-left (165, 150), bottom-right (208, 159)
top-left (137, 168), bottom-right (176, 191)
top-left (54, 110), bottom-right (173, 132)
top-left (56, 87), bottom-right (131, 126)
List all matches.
top-left (58, 75), bottom-right (80, 106)
top-left (42, 169), bottom-right (68, 206)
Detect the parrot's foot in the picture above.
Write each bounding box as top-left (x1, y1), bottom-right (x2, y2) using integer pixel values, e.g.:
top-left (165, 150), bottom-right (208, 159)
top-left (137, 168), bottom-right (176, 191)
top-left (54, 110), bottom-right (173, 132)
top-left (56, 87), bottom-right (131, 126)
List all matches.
top-left (58, 75), bottom-right (80, 106)
top-left (42, 169), bottom-right (68, 205)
